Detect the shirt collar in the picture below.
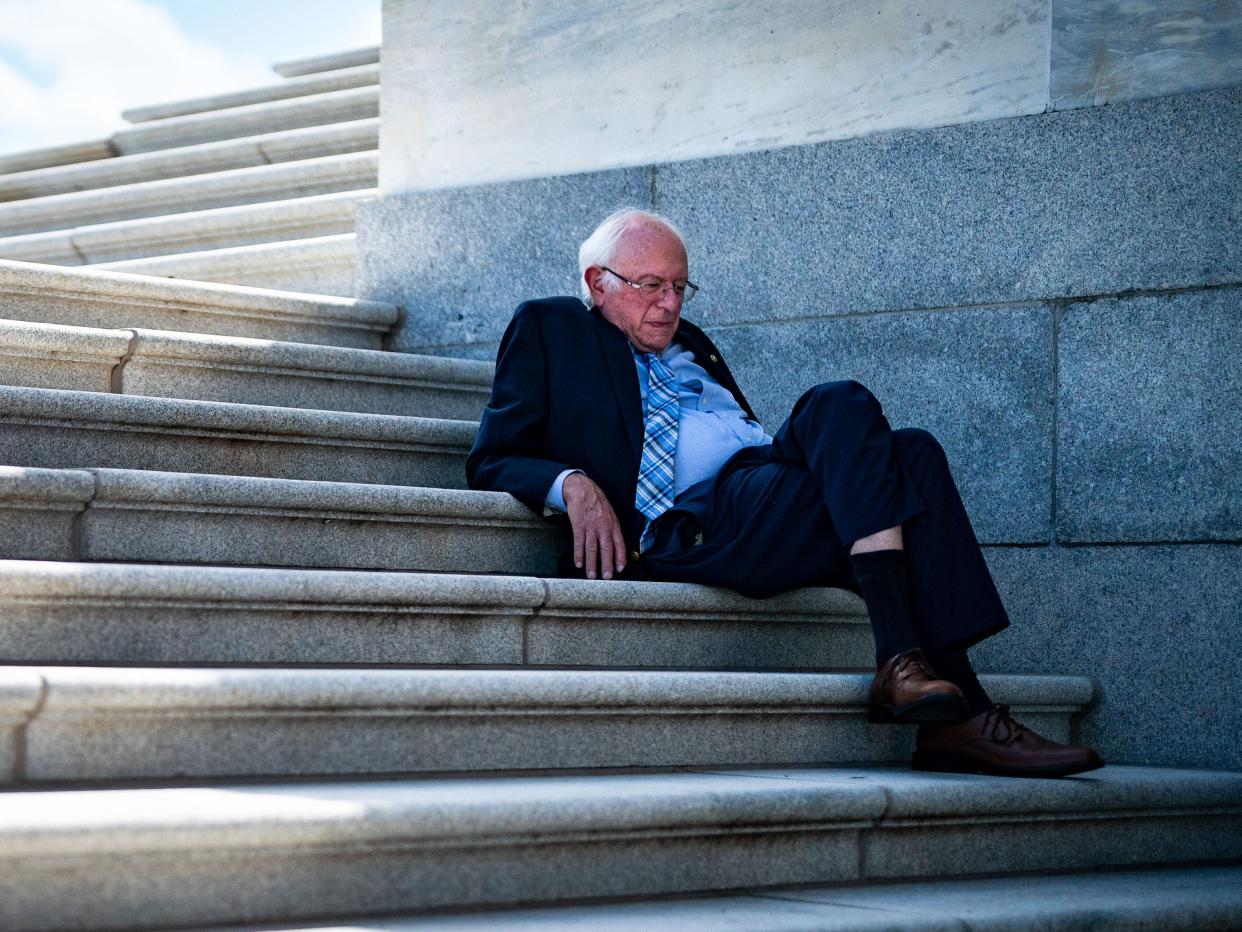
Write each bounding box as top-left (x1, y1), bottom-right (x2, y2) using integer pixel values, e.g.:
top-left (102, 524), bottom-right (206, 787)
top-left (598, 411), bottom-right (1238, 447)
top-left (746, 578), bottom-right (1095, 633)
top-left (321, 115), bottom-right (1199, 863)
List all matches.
top-left (631, 341), bottom-right (683, 363)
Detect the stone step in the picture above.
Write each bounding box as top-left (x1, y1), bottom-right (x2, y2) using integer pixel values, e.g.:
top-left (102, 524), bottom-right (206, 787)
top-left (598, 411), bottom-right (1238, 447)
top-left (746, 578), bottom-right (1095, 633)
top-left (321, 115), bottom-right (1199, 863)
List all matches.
top-left (0, 120), bottom-right (377, 202)
top-left (0, 138), bottom-right (114, 176)
top-left (0, 318), bottom-right (491, 417)
top-left (93, 233), bottom-right (358, 296)
top-left (0, 151), bottom-right (377, 236)
top-left (0, 318), bottom-right (129, 392)
top-left (223, 864), bottom-right (1242, 931)
top-left (0, 189), bottom-right (370, 265)
top-left (0, 260), bottom-right (394, 348)
top-left (1, 765), bottom-right (1239, 930)
top-left (0, 665), bottom-right (1089, 784)
top-left (0, 389), bottom-right (473, 489)
top-left (0, 559), bottom-right (869, 669)
top-left (122, 64), bottom-right (380, 124)
top-left (274, 46), bottom-right (380, 78)
top-left (0, 469), bottom-right (556, 581)
top-left (111, 86), bottom-right (380, 155)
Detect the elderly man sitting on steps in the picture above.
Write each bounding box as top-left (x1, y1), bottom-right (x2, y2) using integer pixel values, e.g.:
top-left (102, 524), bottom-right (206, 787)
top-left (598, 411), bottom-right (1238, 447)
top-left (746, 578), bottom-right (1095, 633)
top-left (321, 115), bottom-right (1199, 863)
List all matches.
top-left (466, 207), bottom-right (1102, 778)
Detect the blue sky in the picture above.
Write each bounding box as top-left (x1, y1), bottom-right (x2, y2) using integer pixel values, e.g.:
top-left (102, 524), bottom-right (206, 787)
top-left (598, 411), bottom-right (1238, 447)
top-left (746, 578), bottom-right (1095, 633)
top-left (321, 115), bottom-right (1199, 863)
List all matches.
top-left (0, 0), bottom-right (381, 153)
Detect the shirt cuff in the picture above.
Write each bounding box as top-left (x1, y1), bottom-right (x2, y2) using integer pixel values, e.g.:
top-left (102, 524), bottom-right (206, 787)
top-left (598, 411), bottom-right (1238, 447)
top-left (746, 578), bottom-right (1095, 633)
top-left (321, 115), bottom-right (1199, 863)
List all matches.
top-left (543, 468), bottom-right (584, 515)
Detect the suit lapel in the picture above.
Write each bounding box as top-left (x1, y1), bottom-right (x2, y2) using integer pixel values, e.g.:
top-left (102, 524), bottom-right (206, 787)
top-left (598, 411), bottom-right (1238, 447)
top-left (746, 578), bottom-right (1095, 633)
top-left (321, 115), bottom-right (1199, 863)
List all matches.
top-left (590, 307), bottom-right (644, 469)
top-left (675, 320), bottom-right (759, 422)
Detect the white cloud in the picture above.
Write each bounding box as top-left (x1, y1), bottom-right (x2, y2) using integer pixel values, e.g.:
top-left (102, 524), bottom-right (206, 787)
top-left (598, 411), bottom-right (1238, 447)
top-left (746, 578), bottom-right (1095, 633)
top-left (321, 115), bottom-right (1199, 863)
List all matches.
top-left (0, 0), bottom-right (270, 153)
top-left (344, 4), bottom-right (382, 50)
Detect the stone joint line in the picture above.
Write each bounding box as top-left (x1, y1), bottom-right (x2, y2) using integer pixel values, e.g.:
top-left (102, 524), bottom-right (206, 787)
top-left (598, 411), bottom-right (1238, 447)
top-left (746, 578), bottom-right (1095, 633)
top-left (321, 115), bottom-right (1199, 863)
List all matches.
top-left (699, 277), bottom-right (1242, 334)
top-left (11, 673), bottom-right (50, 784)
top-left (68, 472), bottom-right (102, 562)
top-left (107, 329), bottom-right (140, 395)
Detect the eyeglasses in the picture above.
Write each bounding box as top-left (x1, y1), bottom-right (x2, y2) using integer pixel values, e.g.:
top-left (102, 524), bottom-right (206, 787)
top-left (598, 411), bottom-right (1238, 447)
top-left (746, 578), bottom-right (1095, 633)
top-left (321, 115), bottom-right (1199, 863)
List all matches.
top-left (601, 267), bottom-right (699, 303)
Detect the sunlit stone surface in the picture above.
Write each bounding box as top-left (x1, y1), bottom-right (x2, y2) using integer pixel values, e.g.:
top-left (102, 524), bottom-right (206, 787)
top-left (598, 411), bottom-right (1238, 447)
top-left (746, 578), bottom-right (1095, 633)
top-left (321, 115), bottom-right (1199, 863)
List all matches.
top-left (1051, 0), bottom-right (1242, 109)
top-left (379, 0), bottom-right (1051, 193)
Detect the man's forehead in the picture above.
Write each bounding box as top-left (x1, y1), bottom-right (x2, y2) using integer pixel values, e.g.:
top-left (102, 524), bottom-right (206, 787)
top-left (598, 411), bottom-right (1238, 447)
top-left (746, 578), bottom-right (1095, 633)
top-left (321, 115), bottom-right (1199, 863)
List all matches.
top-left (613, 223), bottom-right (688, 262)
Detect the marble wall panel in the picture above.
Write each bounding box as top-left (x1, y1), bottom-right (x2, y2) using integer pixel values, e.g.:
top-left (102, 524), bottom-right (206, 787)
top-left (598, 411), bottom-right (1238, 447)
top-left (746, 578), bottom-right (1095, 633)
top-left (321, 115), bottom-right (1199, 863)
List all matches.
top-left (1051, 0), bottom-right (1242, 110)
top-left (705, 304), bottom-right (1054, 545)
top-left (379, 0), bottom-right (1050, 194)
top-left (976, 543), bottom-right (1242, 770)
top-left (1057, 287), bottom-right (1242, 544)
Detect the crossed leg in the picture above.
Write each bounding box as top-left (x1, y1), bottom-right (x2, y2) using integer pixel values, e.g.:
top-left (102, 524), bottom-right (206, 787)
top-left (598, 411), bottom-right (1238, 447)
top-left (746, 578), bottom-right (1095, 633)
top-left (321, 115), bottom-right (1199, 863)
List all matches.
top-left (652, 379), bottom-right (1102, 777)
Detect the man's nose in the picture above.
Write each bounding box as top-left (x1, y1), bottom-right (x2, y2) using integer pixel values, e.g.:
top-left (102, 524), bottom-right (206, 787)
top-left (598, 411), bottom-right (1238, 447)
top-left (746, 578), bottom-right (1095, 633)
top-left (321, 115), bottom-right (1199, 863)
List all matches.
top-left (656, 284), bottom-right (681, 310)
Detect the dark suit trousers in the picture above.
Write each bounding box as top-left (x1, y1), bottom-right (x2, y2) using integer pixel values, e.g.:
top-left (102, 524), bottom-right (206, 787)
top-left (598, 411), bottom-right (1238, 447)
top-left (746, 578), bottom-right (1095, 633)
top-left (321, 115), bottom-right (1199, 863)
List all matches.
top-left (643, 380), bottom-right (1010, 652)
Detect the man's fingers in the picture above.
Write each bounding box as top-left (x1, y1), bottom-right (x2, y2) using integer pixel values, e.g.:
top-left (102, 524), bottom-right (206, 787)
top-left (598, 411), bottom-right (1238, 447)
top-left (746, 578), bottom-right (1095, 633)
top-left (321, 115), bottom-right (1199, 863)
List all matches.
top-left (612, 524), bottom-right (628, 574)
top-left (572, 520), bottom-right (585, 570)
top-left (598, 528), bottom-right (615, 580)
top-left (564, 475), bottom-right (626, 581)
top-left (583, 527), bottom-right (599, 580)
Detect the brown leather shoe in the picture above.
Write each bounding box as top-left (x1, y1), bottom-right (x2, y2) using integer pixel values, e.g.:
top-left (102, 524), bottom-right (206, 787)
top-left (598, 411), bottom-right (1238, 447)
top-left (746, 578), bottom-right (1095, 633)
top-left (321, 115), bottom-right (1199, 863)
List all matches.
top-left (868, 648), bottom-right (970, 724)
top-left (913, 704), bottom-right (1105, 778)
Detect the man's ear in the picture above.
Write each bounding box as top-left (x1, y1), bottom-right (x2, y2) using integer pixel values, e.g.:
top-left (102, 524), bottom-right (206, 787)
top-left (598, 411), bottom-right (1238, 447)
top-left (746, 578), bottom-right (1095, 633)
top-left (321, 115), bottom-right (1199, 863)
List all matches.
top-left (584, 266), bottom-right (604, 302)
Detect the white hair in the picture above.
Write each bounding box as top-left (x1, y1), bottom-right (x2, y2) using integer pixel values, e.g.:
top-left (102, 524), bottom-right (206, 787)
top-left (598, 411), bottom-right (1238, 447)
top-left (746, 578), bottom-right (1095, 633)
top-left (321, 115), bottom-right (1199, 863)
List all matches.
top-left (577, 208), bottom-right (688, 302)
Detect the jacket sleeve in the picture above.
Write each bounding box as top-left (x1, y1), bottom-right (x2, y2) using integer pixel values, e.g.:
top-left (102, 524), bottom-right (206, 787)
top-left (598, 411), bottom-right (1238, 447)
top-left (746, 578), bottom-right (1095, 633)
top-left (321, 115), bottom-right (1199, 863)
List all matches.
top-left (465, 303), bottom-right (574, 514)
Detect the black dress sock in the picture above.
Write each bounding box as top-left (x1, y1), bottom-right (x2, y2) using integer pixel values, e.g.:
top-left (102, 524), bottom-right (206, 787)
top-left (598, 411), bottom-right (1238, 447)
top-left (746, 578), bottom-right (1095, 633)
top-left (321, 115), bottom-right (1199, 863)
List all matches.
top-left (849, 548), bottom-right (920, 668)
top-left (922, 646), bottom-right (992, 715)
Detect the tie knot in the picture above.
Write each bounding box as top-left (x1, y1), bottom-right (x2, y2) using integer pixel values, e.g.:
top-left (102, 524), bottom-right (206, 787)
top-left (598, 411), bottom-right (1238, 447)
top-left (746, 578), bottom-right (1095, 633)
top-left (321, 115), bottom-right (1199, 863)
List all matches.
top-left (644, 352), bottom-right (674, 383)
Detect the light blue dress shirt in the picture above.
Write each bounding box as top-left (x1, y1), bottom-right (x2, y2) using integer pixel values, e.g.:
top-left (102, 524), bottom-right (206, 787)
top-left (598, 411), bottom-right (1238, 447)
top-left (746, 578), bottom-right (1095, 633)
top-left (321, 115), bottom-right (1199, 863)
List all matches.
top-left (545, 342), bottom-right (771, 512)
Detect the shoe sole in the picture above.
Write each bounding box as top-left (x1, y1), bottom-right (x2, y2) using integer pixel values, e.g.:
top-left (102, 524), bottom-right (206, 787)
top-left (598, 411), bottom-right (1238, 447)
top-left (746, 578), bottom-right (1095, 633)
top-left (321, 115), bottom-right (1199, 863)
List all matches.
top-left (868, 694), bottom-right (971, 725)
top-left (911, 749), bottom-right (1107, 779)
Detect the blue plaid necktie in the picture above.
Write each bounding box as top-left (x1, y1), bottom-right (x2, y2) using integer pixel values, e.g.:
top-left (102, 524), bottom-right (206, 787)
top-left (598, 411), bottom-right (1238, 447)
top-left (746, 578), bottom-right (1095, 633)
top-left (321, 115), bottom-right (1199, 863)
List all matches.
top-left (635, 352), bottom-right (679, 552)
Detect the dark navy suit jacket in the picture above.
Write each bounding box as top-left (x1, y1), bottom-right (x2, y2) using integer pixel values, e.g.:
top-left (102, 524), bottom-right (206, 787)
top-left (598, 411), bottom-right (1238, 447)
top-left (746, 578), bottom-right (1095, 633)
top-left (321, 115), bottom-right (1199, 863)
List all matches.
top-left (466, 296), bottom-right (758, 554)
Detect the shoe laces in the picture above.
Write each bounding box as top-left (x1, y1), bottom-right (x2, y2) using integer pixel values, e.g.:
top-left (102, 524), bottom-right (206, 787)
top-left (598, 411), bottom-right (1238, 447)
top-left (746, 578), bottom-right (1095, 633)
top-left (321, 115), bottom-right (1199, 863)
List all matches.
top-left (891, 650), bottom-right (934, 682)
top-left (983, 704), bottom-right (1026, 745)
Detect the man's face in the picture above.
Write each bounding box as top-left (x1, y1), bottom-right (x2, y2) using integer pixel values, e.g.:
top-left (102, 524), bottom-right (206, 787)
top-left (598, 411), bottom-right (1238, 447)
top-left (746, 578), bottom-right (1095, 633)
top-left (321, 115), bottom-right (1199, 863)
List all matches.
top-left (588, 222), bottom-right (689, 354)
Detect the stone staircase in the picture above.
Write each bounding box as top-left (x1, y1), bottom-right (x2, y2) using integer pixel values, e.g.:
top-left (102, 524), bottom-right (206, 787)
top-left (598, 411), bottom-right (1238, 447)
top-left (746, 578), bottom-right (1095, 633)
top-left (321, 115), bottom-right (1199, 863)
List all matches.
top-left (0, 47), bottom-right (1239, 932)
top-left (0, 47), bottom-right (378, 296)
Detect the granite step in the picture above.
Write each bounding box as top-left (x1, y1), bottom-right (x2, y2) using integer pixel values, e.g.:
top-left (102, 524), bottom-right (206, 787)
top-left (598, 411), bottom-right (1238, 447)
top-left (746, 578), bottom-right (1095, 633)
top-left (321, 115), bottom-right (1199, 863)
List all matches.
top-left (217, 864), bottom-right (1242, 931)
top-left (122, 64), bottom-right (380, 124)
top-left (92, 233), bottom-right (358, 295)
top-left (0, 559), bottom-right (868, 669)
top-left (0, 189), bottom-right (370, 265)
top-left (0, 318), bottom-right (491, 418)
top-left (0, 120), bottom-right (378, 203)
top-left (274, 46), bottom-right (380, 78)
top-left (0, 138), bottom-right (115, 176)
top-left (0, 318), bottom-right (129, 393)
top-left (111, 86), bottom-right (380, 155)
top-left (0, 465), bottom-right (544, 573)
top-left (0, 389), bottom-right (474, 489)
top-left (1, 765), bottom-right (1239, 930)
top-left (0, 151), bottom-right (376, 234)
top-left (0, 260), bottom-right (395, 348)
top-left (0, 665), bottom-right (1089, 784)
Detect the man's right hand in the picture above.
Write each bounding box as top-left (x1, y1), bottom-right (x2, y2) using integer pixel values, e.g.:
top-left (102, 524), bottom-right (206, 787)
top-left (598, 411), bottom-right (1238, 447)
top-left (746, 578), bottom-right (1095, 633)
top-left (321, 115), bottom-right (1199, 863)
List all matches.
top-left (562, 472), bottom-right (627, 580)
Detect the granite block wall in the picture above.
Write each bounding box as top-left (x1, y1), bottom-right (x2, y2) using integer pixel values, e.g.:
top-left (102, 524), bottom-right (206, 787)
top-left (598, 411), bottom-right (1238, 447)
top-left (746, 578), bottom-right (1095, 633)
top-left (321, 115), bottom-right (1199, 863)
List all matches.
top-left (360, 169), bottom-right (650, 354)
top-left (978, 545), bottom-right (1239, 769)
top-left (358, 86), bottom-right (1241, 769)
top-left (1057, 289), bottom-right (1241, 543)
top-left (658, 88), bottom-right (1241, 322)
top-left (361, 88), bottom-right (1240, 351)
top-left (707, 306), bottom-right (1055, 547)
